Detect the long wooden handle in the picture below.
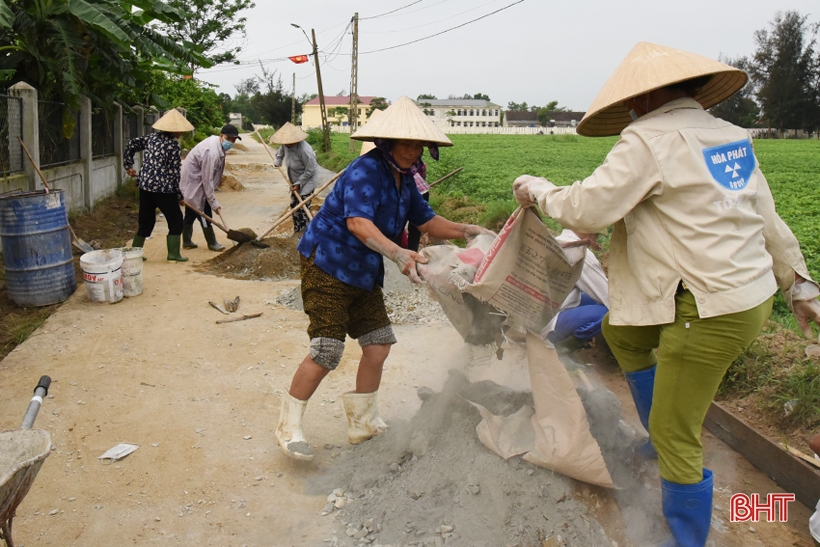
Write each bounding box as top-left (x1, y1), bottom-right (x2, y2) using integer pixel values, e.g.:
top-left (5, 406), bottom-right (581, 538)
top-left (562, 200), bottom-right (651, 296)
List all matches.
top-left (216, 312), bottom-right (262, 324)
top-left (181, 200), bottom-right (228, 233)
top-left (428, 167), bottom-right (463, 188)
top-left (280, 165), bottom-right (314, 221)
top-left (18, 137), bottom-right (50, 193)
top-left (255, 169), bottom-right (344, 241)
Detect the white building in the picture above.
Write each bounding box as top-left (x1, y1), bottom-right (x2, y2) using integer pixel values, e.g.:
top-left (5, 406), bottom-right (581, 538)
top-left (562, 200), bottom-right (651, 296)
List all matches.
top-left (415, 99), bottom-right (502, 130)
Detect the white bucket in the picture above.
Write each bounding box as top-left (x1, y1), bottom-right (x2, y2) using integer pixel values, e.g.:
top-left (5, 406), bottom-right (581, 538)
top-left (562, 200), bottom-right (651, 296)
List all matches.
top-left (119, 247), bottom-right (144, 297)
top-left (80, 249), bottom-right (124, 303)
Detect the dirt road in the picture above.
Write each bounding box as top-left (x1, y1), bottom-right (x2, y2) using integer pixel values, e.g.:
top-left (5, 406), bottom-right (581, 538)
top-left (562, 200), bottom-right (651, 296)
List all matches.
top-left (0, 136), bottom-right (814, 546)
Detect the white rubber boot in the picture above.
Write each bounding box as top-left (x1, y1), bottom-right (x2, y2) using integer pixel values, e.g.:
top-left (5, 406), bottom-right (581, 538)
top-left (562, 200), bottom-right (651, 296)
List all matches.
top-left (343, 391), bottom-right (388, 445)
top-left (275, 393), bottom-right (314, 461)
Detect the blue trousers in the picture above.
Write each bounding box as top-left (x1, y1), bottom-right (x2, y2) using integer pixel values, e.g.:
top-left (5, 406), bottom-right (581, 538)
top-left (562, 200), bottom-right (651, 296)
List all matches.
top-left (548, 293), bottom-right (608, 345)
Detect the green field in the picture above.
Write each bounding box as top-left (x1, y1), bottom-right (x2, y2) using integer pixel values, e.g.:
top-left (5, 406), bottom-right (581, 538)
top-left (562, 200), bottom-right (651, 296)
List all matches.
top-left (323, 133), bottom-right (820, 279)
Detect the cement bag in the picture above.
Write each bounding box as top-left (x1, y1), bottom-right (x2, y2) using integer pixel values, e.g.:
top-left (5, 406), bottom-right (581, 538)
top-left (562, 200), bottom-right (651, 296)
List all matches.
top-left (418, 235), bottom-right (504, 346)
top-left (466, 207), bottom-right (584, 333)
top-left (522, 332), bottom-right (613, 487)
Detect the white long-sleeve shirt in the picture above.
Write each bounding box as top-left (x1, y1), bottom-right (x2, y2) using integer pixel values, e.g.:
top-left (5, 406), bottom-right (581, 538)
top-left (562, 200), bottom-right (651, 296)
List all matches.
top-left (180, 135), bottom-right (225, 211)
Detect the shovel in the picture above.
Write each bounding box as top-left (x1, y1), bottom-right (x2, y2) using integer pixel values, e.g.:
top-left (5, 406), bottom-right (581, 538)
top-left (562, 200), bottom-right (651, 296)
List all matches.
top-left (181, 201), bottom-right (256, 244)
top-left (250, 169), bottom-right (344, 248)
top-left (18, 137), bottom-right (95, 253)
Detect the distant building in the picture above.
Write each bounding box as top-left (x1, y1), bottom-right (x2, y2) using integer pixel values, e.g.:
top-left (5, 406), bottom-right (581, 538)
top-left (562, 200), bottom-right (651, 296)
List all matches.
top-left (228, 112), bottom-right (243, 129)
top-left (302, 96), bottom-right (378, 129)
top-left (503, 111), bottom-right (539, 128)
top-left (544, 111), bottom-right (585, 128)
top-left (415, 99), bottom-right (502, 130)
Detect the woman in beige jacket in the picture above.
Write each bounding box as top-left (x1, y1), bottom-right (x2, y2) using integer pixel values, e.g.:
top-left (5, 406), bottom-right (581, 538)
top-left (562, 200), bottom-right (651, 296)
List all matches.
top-left (514, 42), bottom-right (820, 547)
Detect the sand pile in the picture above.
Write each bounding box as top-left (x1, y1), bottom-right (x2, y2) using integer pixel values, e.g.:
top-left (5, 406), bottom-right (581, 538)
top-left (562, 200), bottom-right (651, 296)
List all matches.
top-left (219, 170), bottom-right (245, 191)
top-left (198, 233), bottom-right (301, 280)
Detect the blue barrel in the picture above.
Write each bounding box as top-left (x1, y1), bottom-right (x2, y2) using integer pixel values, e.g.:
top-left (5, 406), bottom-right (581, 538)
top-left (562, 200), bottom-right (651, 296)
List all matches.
top-left (0, 189), bottom-right (77, 307)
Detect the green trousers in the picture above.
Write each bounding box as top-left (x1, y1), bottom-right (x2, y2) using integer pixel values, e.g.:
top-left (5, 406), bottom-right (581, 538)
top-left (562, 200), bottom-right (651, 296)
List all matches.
top-left (602, 289), bottom-right (773, 484)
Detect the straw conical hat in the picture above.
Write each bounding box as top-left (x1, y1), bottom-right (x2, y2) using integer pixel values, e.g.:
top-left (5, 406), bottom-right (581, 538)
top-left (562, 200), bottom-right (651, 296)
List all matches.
top-left (358, 109), bottom-right (383, 156)
top-left (152, 108), bottom-right (194, 132)
top-left (577, 42), bottom-right (748, 137)
top-left (269, 122), bottom-right (308, 145)
top-left (351, 96), bottom-right (452, 146)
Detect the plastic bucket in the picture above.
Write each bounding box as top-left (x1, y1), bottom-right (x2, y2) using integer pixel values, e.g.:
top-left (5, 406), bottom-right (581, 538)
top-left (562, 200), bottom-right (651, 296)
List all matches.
top-left (79, 249), bottom-right (123, 303)
top-left (119, 247), bottom-right (144, 297)
top-left (0, 189), bottom-right (76, 307)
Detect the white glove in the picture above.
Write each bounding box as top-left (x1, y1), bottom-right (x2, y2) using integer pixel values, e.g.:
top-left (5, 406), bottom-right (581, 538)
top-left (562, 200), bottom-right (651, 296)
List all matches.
top-left (789, 280), bottom-right (820, 338)
top-left (389, 248), bottom-right (427, 284)
top-left (463, 224), bottom-right (495, 243)
top-left (274, 161), bottom-right (282, 168)
top-left (512, 175), bottom-right (556, 208)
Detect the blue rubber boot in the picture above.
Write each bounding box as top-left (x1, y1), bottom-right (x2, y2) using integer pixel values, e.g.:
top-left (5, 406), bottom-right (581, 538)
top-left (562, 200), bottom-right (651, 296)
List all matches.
top-left (661, 468), bottom-right (714, 547)
top-left (624, 366), bottom-right (658, 459)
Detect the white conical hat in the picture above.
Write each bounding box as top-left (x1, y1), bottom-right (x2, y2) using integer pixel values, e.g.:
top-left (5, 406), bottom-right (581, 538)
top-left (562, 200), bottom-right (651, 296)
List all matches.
top-left (358, 109), bottom-right (383, 156)
top-left (269, 122), bottom-right (309, 145)
top-left (351, 96), bottom-right (452, 146)
top-left (577, 42), bottom-right (748, 137)
top-left (152, 108), bottom-right (194, 132)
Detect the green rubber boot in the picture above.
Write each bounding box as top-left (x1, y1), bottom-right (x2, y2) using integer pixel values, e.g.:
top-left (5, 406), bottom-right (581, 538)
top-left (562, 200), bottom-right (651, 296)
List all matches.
top-left (182, 224), bottom-right (198, 249)
top-left (203, 225), bottom-right (225, 252)
top-left (166, 235), bottom-right (188, 262)
top-left (132, 235), bottom-right (147, 261)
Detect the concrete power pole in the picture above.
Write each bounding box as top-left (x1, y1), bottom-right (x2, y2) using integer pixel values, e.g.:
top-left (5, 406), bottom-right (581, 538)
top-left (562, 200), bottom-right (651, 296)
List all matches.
top-left (311, 28), bottom-right (331, 153)
top-left (348, 13), bottom-right (359, 152)
top-left (291, 73), bottom-right (296, 125)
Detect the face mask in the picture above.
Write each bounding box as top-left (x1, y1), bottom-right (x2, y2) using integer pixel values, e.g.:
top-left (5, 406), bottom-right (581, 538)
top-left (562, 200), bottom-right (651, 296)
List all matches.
top-left (629, 109), bottom-right (640, 122)
top-left (221, 140), bottom-right (234, 152)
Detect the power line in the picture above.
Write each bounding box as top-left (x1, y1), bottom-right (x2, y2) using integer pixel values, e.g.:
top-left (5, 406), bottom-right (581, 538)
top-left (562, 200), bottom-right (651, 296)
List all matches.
top-left (361, 0), bottom-right (503, 34)
top-left (360, 0), bottom-right (425, 20)
top-left (353, 0), bottom-right (526, 55)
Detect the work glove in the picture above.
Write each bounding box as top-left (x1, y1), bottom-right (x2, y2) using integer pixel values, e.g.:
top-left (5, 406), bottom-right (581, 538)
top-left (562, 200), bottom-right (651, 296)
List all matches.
top-left (389, 248), bottom-right (427, 284)
top-left (788, 280), bottom-right (820, 338)
top-left (512, 175), bottom-right (556, 208)
top-left (464, 224), bottom-right (495, 243)
top-left (274, 160), bottom-right (282, 168)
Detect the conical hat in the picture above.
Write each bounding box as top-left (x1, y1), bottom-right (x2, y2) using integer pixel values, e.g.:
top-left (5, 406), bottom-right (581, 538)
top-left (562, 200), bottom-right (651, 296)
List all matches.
top-left (269, 122), bottom-right (308, 145)
top-left (153, 108), bottom-right (194, 132)
top-left (577, 42), bottom-right (748, 137)
top-left (358, 109), bottom-right (382, 156)
top-left (351, 96), bottom-right (452, 146)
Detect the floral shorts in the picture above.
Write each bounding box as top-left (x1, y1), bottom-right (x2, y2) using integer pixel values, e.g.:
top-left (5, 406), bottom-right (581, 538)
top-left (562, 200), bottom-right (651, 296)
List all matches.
top-left (300, 254), bottom-right (392, 342)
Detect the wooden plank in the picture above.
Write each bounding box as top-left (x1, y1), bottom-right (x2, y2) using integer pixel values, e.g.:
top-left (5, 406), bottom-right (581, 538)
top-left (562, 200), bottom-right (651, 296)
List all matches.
top-left (704, 401), bottom-right (820, 508)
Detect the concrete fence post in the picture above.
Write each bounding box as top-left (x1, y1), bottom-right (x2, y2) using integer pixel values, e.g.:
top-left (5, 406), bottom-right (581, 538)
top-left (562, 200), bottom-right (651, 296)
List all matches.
top-left (10, 82), bottom-right (38, 191)
top-left (78, 95), bottom-right (92, 210)
top-left (132, 105), bottom-right (144, 172)
top-left (112, 102), bottom-right (123, 187)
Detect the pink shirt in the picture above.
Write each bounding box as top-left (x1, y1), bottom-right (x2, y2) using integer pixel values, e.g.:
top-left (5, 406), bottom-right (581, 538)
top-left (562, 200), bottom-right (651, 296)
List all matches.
top-left (180, 135), bottom-right (225, 211)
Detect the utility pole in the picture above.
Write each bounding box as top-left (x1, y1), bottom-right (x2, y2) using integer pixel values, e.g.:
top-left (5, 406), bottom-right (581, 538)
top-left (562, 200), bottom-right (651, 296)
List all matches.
top-left (312, 28), bottom-right (331, 153)
top-left (348, 13), bottom-right (359, 152)
top-left (291, 73), bottom-right (296, 125)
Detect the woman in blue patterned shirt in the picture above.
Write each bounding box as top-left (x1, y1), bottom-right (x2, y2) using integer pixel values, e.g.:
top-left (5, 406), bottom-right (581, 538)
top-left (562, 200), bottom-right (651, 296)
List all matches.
top-left (276, 96), bottom-right (492, 461)
top-left (123, 109), bottom-right (193, 261)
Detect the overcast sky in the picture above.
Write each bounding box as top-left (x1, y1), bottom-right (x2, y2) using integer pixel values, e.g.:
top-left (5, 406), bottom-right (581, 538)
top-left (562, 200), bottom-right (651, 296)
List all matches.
top-left (197, 0), bottom-right (818, 111)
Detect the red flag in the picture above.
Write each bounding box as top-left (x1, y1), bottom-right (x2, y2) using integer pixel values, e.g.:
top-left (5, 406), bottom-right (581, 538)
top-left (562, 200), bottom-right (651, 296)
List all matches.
top-left (289, 55), bottom-right (309, 64)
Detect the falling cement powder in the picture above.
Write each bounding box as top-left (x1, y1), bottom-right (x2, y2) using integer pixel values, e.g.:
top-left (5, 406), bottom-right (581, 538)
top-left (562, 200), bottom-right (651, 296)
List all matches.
top-left (307, 371), bottom-right (618, 547)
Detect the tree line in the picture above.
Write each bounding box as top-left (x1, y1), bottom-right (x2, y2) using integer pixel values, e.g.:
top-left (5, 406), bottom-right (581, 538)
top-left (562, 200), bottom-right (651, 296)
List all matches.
top-left (712, 10), bottom-right (819, 134)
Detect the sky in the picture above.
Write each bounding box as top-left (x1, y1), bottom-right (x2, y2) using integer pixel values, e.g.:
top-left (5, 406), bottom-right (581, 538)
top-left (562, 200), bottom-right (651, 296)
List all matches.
top-left (197, 0), bottom-right (819, 112)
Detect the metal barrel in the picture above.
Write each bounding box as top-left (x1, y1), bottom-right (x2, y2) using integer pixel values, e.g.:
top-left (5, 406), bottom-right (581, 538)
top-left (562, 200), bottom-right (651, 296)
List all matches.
top-left (0, 189), bottom-right (77, 307)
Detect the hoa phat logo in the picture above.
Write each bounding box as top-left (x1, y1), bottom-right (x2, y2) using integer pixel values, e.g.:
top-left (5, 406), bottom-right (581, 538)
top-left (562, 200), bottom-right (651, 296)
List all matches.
top-left (702, 139), bottom-right (757, 191)
top-left (730, 493), bottom-right (795, 522)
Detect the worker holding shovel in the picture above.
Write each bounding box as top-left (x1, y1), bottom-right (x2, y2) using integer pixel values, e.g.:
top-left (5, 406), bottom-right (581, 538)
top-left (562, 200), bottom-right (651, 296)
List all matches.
top-left (124, 108), bottom-right (194, 262)
top-left (275, 97), bottom-right (492, 461)
top-left (179, 124), bottom-right (242, 251)
top-left (270, 122), bottom-right (318, 233)
top-left (513, 42), bottom-right (820, 547)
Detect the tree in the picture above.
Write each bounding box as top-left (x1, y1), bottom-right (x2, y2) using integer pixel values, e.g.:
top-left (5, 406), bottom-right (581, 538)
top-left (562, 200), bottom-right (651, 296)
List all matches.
top-left (710, 55), bottom-right (761, 128)
top-left (250, 67), bottom-right (295, 126)
top-left (471, 93), bottom-right (490, 101)
top-left (0, 0), bottom-right (210, 132)
top-left (417, 93), bottom-right (437, 100)
top-left (506, 102), bottom-right (529, 111)
top-left (367, 97), bottom-right (389, 116)
top-left (448, 93), bottom-right (490, 101)
top-left (151, 75), bottom-right (224, 130)
top-left (156, 0), bottom-right (255, 68)
top-left (751, 10), bottom-right (819, 133)
top-left (331, 106), bottom-right (348, 126)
